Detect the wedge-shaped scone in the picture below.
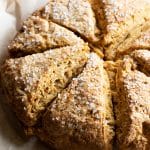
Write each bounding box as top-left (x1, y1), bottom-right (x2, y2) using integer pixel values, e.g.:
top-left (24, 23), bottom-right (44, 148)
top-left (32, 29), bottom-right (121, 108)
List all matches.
top-left (35, 53), bottom-right (114, 150)
top-left (33, 0), bottom-right (100, 43)
top-left (115, 57), bottom-right (150, 149)
top-left (89, 0), bottom-right (150, 59)
top-left (8, 15), bottom-right (84, 57)
top-left (131, 50), bottom-right (150, 75)
top-left (116, 28), bottom-right (150, 59)
top-left (1, 44), bottom-right (90, 126)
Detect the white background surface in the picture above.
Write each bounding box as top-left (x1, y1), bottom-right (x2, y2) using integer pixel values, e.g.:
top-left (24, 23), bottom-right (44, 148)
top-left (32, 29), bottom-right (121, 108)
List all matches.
top-left (0, 0), bottom-right (51, 149)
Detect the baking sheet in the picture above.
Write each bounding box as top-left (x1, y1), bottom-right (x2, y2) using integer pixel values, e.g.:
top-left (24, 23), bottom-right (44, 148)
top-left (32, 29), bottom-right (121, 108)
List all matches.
top-left (0, 0), bottom-right (50, 149)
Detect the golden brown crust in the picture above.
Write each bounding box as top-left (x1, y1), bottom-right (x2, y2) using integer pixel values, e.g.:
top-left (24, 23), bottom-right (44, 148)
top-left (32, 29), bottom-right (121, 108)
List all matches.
top-left (1, 1), bottom-right (150, 149)
top-left (35, 53), bottom-right (114, 150)
top-left (8, 15), bottom-right (84, 57)
top-left (34, 0), bottom-right (100, 43)
top-left (115, 57), bottom-right (150, 149)
top-left (1, 44), bottom-right (90, 126)
top-left (89, 0), bottom-right (150, 59)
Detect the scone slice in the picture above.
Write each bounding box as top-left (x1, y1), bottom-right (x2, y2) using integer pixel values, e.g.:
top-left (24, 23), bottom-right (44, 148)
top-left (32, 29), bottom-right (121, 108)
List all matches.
top-left (8, 15), bottom-right (84, 57)
top-left (115, 57), bottom-right (150, 149)
top-left (89, 0), bottom-right (150, 59)
top-left (37, 53), bottom-right (114, 150)
top-left (1, 44), bottom-right (89, 126)
top-left (33, 0), bottom-right (100, 43)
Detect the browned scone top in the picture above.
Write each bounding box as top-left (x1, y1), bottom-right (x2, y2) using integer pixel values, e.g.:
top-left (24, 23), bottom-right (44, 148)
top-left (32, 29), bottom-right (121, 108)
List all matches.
top-left (8, 0), bottom-right (150, 59)
top-left (115, 56), bottom-right (150, 149)
top-left (89, 0), bottom-right (150, 59)
top-left (33, 0), bottom-right (101, 43)
top-left (1, 44), bottom-right (90, 126)
top-left (0, 0), bottom-right (150, 150)
top-left (8, 16), bottom-right (84, 57)
top-left (34, 53), bottom-right (114, 150)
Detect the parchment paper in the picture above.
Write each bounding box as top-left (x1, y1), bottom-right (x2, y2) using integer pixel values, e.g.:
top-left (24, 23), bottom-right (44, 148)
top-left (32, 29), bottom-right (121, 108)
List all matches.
top-left (0, 0), bottom-right (50, 149)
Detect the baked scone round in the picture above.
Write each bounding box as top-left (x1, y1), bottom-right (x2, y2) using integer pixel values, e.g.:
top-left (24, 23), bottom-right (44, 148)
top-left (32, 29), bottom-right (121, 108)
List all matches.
top-left (0, 0), bottom-right (150, 150)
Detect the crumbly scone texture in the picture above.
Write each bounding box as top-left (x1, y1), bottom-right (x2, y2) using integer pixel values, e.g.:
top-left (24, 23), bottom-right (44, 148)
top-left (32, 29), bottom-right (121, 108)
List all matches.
top-left (34, 53), bottom-right (114, 150)
top-left (1, 44), bottom-right (90, 126)
top-left (104, 50), bottom-right (150, 101)
top-left (33, 0), bottom-right (100, 43)
top-left (7, 0), bottom-right (150, 59)
top-left (1, 0), bottom-right (150, 149)
top-left (89, 0), bottom-right (150, 59)
top-left (115, 56), bottom-right (150, 149)
top-left (8, 15), bottom-right (84, 57)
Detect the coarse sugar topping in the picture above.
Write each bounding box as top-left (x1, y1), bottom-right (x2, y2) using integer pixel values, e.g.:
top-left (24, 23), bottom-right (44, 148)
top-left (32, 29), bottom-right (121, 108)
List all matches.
top-left (49, 52), bottom-right (113, 130)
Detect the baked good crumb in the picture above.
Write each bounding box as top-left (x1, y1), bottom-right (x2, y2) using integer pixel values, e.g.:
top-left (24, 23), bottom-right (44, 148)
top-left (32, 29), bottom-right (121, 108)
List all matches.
top-left (34, 53), bottom-right (114, 150)
top-left (0, 1), bottom-right (150, 149)
top-left (115, 56), bottom-right (150, 149)
top-left (89, 0), bottom-right (150, 60)
top-left (8, 16), bottom-right (84, 57)
top-left (1, 44), bottom-right (89, 126)
top-left (34, 0), bottom-right (101, 43)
